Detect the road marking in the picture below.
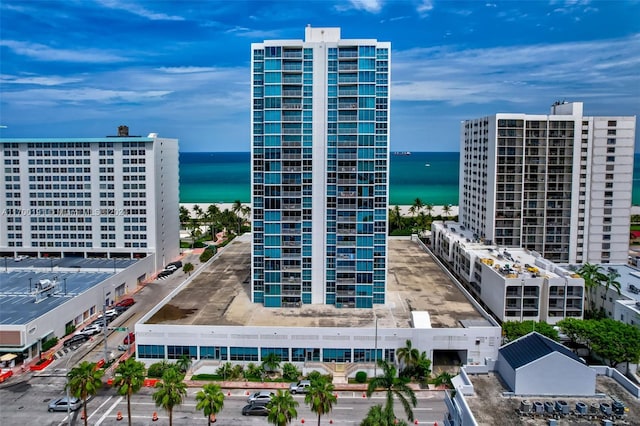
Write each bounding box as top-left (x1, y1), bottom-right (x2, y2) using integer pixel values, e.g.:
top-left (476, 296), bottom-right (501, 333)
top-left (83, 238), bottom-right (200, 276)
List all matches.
top-left (414, 407), bottom-right (434, 410)
top-left (87, 395), bottom-right (113, 421)
top-left (95, 396), bottom-right (123, 425)
top-left (333, 406), bottom-right (354, 410)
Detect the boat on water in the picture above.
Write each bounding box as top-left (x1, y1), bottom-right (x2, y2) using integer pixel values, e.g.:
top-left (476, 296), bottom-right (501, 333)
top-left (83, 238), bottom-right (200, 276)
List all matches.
top-left (425, 163), bottom-right (431, 167)
top-left (393, 151), bottom-right (411, 156)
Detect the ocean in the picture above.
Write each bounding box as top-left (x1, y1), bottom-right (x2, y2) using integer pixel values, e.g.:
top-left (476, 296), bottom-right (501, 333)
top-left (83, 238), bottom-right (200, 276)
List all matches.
top-left (179, 152), bottom-right (640, 206)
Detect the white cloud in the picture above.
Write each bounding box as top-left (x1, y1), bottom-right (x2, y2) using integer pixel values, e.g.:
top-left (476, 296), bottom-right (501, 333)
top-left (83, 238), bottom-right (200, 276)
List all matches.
top-left (95, 0), bottom-right (184, 21)
top-left (1, 87), bottom-right (171, 105)
top-left (346, 0), bottom-right (383, 13)
top-left (0, 40), bottom-right (127, 63)
top-left (417, 0), bottom-right (434, 16)
top-left (392, 34), bottom-right (640, 106)
top-left (156, 67), bottom-right (222, 74)
top-left (1, 74), bottom-right (83, 86)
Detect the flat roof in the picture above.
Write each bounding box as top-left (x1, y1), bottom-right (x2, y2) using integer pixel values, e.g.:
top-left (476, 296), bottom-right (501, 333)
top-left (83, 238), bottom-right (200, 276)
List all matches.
top-left (145, 236), bottom-right (489, 329)
top-left (0, 270), bottom-right (113, 325)
top-left (0, 137), bottom-right (154, 143)
top-left (0, 256), bottom-right (138, 271)
top-left (465, 373), bottom-right (639, 425)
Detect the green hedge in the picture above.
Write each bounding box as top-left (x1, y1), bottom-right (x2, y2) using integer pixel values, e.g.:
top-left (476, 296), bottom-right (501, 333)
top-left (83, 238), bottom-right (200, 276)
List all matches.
top-left (41, 337), bottom-right (59, 352)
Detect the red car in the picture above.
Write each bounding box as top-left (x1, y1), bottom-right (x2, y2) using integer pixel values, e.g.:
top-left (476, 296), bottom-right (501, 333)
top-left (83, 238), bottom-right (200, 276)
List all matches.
top-left (115, 298), bottom-right (135, 308)
top-left (123, 332), bottom-right (135, 345)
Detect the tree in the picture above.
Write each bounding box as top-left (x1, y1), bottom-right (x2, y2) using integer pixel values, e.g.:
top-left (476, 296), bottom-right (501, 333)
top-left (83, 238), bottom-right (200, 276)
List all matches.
top-left (434, 371), bottom-right (454, 389)
top-left (577, 263), bottom-right (604, 315)
top-left (262, 352), bottom-right (281, 374)
top-left (305, 377), bottom-right (337, 426)
top-left (195, 383), bottom-right (225, 426)
top-left (501, 321), bottom-right (559, 342)
top-left (360, 404), bottom-right (408, 426)
top-left (190, 218), bottom-right (202, 248)
top-left (366, 359), bottom-right (417, 422)
top-left (232, 200), bottom-right (244, 235)
top-left (410, 198), bottom-right (423, 217)
top-left (179, 206), bottom-right (191, 229)
top-left (67, 361), bottom-right (105, 426)
top-left (152, 368), bottom-right (187, 426)
top-left (397, 339), bottom-right (420, 376)
top-left (282, 362), bottom-right (301, 381)
top-left (413, 351), bottom-right (432, 382)
top-left (192, 204), bottom-right (204, 224)
top-left (176, 354), bottom-right (192, 373)
top-left (424, 203), bottom-right (434, 218)
top-left (183, 262), bottom-right (194, 276)
top-left (206, 204), bottom-right (221, 242)
top-left (114, 358), bottom-right (146, 426)
top-left (267, 389), bottom-right (299, 426)
top-left (442, 204), bottom-right (453, 219)
top-left (600, 269), bottom-right (621, 310)
top-left (389, 205), bottom-right (403, 232)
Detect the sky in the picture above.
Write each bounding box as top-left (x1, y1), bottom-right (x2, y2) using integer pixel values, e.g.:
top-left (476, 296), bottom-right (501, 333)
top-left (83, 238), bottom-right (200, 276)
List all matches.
top-left (1, 0), bottom-right (639, 152)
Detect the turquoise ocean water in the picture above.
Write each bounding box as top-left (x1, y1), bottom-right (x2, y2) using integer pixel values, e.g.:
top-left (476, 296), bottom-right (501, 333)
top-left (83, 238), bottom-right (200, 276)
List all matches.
top-left (179, 152), bottom-right (640, 206)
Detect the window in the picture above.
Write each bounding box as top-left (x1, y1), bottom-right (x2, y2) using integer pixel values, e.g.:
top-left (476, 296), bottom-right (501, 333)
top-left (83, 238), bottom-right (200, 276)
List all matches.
top-left (200, 346), bottom-right (227, 360)
top-left (607, 129), bottom-right (616, 135)
top-left (607, 138), bottom-right (616, 145)
top-left (230, 347), bottom-right (259, 361)
top-left (138, 345), bottom-right (165, 359)
top-left (167, 345), bottom-right (197, 359)
top-left (606, 156), bottom-right (615, 162)
top-left (607, 120), bottom-right (617, 126)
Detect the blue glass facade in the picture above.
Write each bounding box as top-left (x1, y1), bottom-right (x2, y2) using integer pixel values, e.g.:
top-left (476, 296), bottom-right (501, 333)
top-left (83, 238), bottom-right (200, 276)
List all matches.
top-left (251, 28), bottom-right (389, 308)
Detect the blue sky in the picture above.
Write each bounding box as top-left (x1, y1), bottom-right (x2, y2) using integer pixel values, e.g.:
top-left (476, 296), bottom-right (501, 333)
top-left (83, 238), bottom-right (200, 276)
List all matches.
top-left (1, 0), bottom-right (638, 152)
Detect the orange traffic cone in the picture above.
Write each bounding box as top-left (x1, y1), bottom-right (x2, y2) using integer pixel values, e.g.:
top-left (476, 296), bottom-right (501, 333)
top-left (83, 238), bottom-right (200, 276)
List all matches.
top-left (152, 412), bottom-right (158, 421)
top-left (301, 420), bottom-right (305, 424)
top-left (81, 411), bottom-right (86, 420)
top-left (414, 420), bottom-right (419, 425)
top-left (116, 411), bottom-right (123, 421)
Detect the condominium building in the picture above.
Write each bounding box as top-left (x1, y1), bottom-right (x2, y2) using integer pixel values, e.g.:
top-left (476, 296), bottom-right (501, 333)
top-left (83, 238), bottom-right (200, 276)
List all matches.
top-left (0, 126), bottom-right (179, 271)
top-left (460, 101), bottom-right (636, 264)
top-left (250, 26), bottom-right (390, 308)
top-left (431, 221), bottom-right (584, 324)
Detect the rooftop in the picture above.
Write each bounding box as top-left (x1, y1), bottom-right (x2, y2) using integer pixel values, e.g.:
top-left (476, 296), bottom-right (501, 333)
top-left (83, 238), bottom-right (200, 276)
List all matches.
top-left (145, 236), bottom-right (490, 329)
top-left (0, 257), bottom-right (138, 325)
top-left (500, 332), bottom-right (583, 370)
top-left (465, 373), bottom-right (639, 425)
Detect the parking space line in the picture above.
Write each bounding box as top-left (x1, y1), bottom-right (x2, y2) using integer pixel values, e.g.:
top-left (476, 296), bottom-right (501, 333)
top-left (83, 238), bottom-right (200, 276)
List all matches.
top-left (95, 396), bottom-right (122, 425)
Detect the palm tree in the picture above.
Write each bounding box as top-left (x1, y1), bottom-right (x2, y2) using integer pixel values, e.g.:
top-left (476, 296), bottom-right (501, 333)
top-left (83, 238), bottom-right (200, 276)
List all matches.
top-left (267, 389), bottom-right (299, 426)
top-left (206, 204), bottom-right (221, 242)
top-left (411, 198), bottom-right (423, 216)
top-left (360, 404), bottom-right (409, 426)
top-left (389, 205), bottom-right (403, 232)
top-left (434, 371), bottom-right (454, 389)
top-left (396, 339), bottom-right (420, 375)
top-left (152, 367), bottom-right (187, 426)
top-left (442, 204), bottom-right (453, 219)
top-left (578, 262), bottom-right (604, 315)
top-left (190, 218), bottom-right (202, 248)
top-left (67, 361), bottom-right (105, 426)
top-left (195, 383), bottom-right (225, 426)
top-left (114, 358), bottom-right (146, 426)
top-left (414, 351), bottom-right (432, 382)
top-left (601, 269), bottom-right (622, 310)
top-left (192, 204), bottom-right (204, 224)
top-left (424, 203), bottom-right (434, 218)
top-left (179, 206), bottom-right (191, 229)
top-left (183, 262), bottom-right (194, 276)
top-left (232, 200), bottom-right (244, 235)
top-left (305, 377), bottom-right (337, 426)
top-left (261, 352), bottom-right (281, 375)
top-left (176, 354), bottom-right (192, 374)
top-left (366, 359), bottom-right (417, 422)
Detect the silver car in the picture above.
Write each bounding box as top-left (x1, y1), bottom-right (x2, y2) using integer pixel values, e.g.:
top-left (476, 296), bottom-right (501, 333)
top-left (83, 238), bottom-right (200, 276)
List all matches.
top-left (48, 396), bottom-right (82, 412)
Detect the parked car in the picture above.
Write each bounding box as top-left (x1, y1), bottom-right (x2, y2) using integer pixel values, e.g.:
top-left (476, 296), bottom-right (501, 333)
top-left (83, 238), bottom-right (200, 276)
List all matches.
top-left (113, 305), bottom-right (129, 314)
top-left (242, 404), bottom-right (269, 416)
top-left (166, 261), bottom-right (183, 268)
top-left (104, 308), bottom-right (119, 317)
top-left (64, 334), bottom-right (90, 347)
top-left (289, 380), bottom-right (311, 394)
top-left (164, 264), bottom-right (178, 271)
top-left (247, 391), bottom-right (274, 404)
top-left (48, 396), bottom-right (82, 412)
top-left (123, 332), bottom-right (135, 345)
top-left (115, 298), bottom-right (135, 308)
top-left (79, 324), bottom-right (102, 336)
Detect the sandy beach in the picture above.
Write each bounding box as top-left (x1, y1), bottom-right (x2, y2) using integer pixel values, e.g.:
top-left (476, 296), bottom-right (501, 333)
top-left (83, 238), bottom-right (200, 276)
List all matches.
top-left (180, 202), bottom-right (459, 218)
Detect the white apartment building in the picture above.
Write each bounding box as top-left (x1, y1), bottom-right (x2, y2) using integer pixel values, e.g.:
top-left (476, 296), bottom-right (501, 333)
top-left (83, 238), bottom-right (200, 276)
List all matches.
top-left (432, 221), bottom-right (584, 324)
top-left (460, 101), bottom-right (636, 264)
top-left (0, 126), bottom-right (180, 271)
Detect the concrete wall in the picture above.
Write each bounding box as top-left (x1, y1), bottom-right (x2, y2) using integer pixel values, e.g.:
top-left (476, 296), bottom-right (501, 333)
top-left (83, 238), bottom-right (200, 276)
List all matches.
top-left (515, 352), bottom-right (596, 396)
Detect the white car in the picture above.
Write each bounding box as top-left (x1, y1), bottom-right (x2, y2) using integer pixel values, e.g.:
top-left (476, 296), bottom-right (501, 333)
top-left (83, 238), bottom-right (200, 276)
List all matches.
top-left (80, 324), bottom-right (102, 336)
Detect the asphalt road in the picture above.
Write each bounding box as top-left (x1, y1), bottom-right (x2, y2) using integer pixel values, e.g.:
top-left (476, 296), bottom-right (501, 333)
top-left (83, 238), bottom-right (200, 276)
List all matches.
top-left (0, 375), bottom-right (447, 425)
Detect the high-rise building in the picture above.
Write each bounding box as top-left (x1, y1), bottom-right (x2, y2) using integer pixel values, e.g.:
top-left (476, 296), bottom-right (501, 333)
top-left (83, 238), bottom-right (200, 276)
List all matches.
top-left (460, 102), bottom-right (636, 264)
top-left (250, 26), bottom-right (390, 308)
top-left (0, 127), bottom-right (179, 271)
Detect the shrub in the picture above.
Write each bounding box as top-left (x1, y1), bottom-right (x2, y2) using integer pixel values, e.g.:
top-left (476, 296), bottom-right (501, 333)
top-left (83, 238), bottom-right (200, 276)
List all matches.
top-left (65, 324), bottom-right (76, 336)
top-left (147, 361), bottom-right (174, 378)
top-left (41, 337), bottom-right (59, 352)
top-left (282, 363), bottom-right (301, 381)
top-left (199, 246), bottom-right (216, 263)
top-left (355, 371), bottom-right (367, 383)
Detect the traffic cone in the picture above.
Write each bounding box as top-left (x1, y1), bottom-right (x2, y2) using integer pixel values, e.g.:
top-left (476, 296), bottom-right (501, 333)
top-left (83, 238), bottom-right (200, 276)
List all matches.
top-left (116, 411), bottom-right (123, 421)
top-left (414, 420), bottom-right (419, 425)
top-left (301, 420), bottom-right (305, 424)
top-left (362, 392), bottom-right (366, 398)
top-left (152, 412), bottom-right (158, 421)
top-left (81, 411), bottom-right (86, 420)
top-left (227, 391), bottom-right (231, 396)
top-left (329, 420), bottom-right (333, 424)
